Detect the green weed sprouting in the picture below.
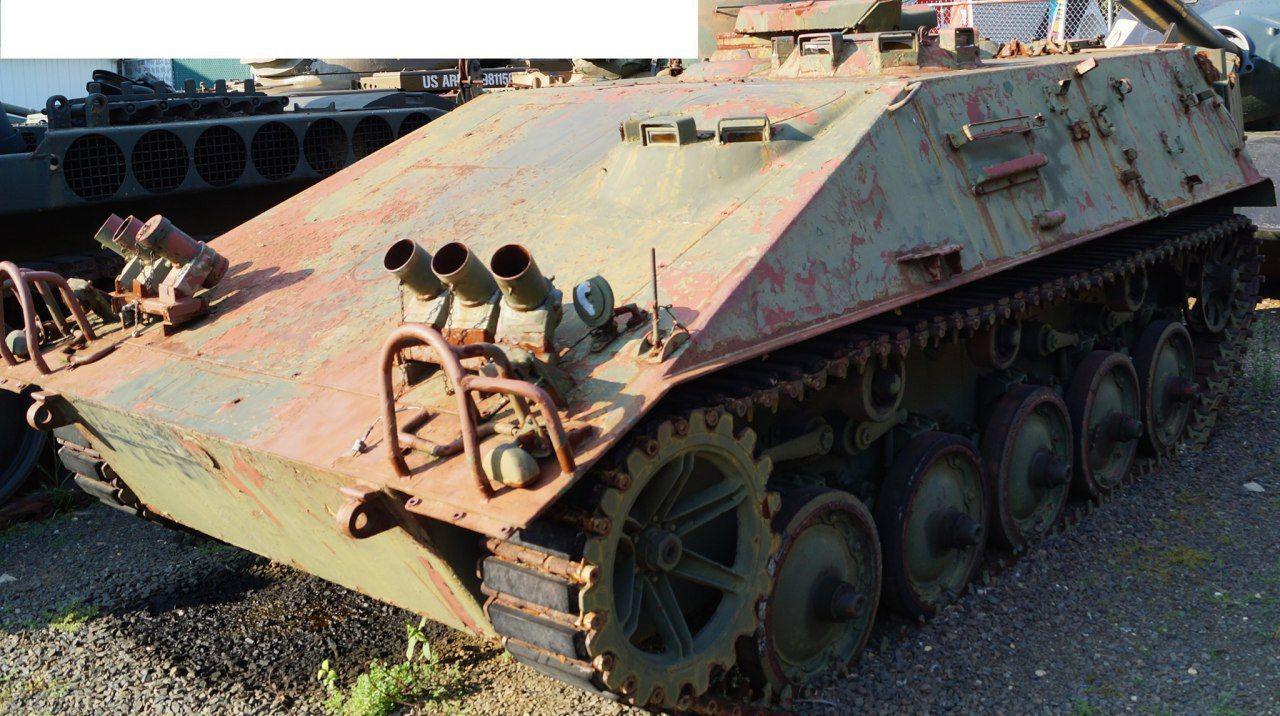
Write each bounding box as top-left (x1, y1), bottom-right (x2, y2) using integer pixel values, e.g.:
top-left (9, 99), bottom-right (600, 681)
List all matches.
top-left (317, 618), bottom-right (461, 716)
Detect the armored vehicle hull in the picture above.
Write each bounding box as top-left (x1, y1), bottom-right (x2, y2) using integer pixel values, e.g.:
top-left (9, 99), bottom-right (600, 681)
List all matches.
top-left (0, 3), bottom-right (1272, 709)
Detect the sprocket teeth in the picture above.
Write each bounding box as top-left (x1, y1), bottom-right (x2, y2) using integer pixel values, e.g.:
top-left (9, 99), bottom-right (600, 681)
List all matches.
top-left (656, 419), bottom-right (676, 444)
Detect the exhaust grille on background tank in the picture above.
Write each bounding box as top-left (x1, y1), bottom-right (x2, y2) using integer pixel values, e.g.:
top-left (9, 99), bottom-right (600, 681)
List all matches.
top-left (353, 116), bottom-right (394, 159)
top-left (250, 121), bottom-right (299, 181)
top-left (132, 129), bottom-right (189, 193)
top-left (63, 134), bottom-right (126, 200)
top-left (303, 118), bottom-right (348, 175)
top-left (193, 126), bottom-right (247, 187)
top-left (398, 112), bottom-right (432, 139)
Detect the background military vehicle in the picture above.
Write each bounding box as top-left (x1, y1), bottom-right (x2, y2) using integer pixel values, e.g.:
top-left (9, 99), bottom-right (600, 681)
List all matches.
top-left (0, 68), bottom-right (451, 506)
top-left (1116, 0), bottom-right (1280, 289)
top-left (0, 0), bottom-right (1272, 710)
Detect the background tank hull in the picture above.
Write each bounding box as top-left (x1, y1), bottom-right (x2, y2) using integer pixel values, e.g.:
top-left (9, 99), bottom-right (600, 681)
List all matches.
top-left (0, 26), bottom-right (1272, 711)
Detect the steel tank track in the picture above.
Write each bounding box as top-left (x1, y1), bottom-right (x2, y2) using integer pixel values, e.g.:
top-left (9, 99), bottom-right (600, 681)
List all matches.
top-left (477, 211), bottom-right (1262, 713)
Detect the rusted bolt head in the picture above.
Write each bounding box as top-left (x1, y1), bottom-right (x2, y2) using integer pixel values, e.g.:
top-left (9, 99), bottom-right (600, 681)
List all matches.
top-left (589, 517), bottom-right (612, 535)
top-left (671, 417), bottom-right (689, 437)
top-left (592, 652), bottom-right (615, 672)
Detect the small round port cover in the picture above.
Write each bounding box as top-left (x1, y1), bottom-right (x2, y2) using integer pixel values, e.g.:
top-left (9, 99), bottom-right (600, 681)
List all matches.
top-left (573, 275), bottom-right (615, 329)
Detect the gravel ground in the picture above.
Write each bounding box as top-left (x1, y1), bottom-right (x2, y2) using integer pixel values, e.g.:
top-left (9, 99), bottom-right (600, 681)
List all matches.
top-left (1, 303), bottom-right (1277, 716)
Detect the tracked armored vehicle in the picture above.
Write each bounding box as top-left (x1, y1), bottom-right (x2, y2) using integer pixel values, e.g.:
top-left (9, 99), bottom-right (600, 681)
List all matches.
top-left (0, 0), bottom-right (1272, 709)
top-left (0, 69), bottom-right (450, 505)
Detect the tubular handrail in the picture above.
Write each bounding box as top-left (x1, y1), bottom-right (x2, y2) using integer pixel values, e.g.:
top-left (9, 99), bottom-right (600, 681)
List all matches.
top-left (0, 262), bottom-right (98, 375)
top-left (379, 323), bottom-right (575, 497)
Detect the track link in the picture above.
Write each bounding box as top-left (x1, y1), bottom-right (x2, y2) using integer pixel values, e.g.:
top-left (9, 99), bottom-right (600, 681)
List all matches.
top-left (479, 211), bottom-right (1262, 712)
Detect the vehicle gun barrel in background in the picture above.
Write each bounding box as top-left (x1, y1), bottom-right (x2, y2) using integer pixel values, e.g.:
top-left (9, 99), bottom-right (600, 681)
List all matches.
top-left (1118, 0), bottom-right (1237, 52)
top-left (1120, 0), bottom-right (1280, 129)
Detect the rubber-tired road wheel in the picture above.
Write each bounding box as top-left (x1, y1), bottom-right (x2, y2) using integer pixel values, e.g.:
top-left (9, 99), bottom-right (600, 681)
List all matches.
top-left (0, 391), bottom-right (44, 504)
top-left (753, 486), bottom-right (880, 695)
top-left (580, 410), bottom-right (774, 708)
top-left (875, 431), bottom-right (987, 620)
top-left (1066, 351), bottom-right (1142, 498)
top-left (1133, 320), bottom-right (1197, 455)
top-left (981, 384), bottom-right (1072, 549)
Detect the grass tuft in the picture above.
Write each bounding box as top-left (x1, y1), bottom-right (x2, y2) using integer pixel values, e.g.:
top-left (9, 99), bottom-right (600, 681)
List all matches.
top-left (1245, 306), bottom-right (1279, 403)
top-left (46, 601), bottom-right (100, 633)
top-left (317, 619), bottom-right (463, 716)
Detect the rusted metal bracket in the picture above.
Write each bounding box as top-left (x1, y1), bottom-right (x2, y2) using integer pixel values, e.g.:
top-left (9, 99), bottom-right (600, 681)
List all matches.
top-left (946, 114), bottom-right (1044, 150)
top-left (896, 244), bottom-right (963, 283)
top-left (25, 390), bottom-right (66, 431)
top-left (336, 484), bottom-right (398, 539)
top-left (1089, 104), bottom-right (1116, 137)
top-left (379, 324), bottom-right (576, 498)
top-left (0, 261), bottom-right (98, 375)
top-left (973, 153), bottom-right (1049, 195)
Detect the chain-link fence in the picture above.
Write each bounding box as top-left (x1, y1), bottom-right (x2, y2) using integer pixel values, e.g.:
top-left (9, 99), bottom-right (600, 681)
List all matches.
top-left (909, 0), bottom-right (1117, 43)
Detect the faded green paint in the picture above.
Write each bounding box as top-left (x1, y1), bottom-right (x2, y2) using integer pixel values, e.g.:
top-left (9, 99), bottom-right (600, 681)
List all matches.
top-left (0, 0), bottom-right (1270, 638)
top-left (70, 398), bottom-right (489, 634)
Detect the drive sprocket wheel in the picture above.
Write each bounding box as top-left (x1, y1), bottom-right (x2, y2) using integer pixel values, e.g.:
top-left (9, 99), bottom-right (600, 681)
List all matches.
top-left (1185, 241), bottom-right (1241, 334)
top-left (752, 487), bottom-right (880, 697)
top-left (1133, 320), bottom-right (1197, 455)
top-left (581, 409), bottom-right (775, 708)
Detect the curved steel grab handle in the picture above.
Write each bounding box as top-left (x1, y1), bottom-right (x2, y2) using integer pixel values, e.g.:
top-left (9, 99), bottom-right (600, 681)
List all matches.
top-left (0, 262), bottom-right (100, 375)
top-left (886, 81), bottom-right (922, 113)
top-left (379, 323), bottom-right (575, 498)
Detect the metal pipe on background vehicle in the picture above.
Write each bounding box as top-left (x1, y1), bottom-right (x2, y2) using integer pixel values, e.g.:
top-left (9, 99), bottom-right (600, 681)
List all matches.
top-left (1117, 0), bottom-right (1237, 52)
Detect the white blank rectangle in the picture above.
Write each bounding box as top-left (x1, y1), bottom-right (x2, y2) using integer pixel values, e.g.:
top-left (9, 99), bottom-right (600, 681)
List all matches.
top-left (1, 0), bottom-right (697, 59)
